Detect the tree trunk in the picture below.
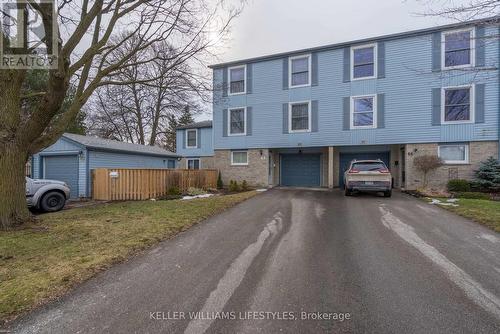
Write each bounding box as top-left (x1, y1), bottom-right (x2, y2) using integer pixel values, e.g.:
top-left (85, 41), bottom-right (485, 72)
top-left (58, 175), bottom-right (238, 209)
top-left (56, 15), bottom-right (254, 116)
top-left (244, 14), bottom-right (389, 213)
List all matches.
top-left (0, 145), bottom-right (31, 229)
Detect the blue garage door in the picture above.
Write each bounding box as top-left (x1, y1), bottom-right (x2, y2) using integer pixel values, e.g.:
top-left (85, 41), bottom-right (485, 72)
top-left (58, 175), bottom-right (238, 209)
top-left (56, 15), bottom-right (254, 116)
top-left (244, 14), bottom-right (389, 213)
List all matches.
top-left (339, 152), bottom-right (390, 188)
top-left (281, 154), bottom-right (321, 187)
top-left (44, 155), bottom-right (79, 198)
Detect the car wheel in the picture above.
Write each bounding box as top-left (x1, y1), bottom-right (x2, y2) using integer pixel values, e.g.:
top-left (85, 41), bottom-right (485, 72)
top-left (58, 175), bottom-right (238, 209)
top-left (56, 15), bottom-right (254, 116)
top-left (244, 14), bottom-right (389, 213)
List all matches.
top-left (344, 186), bottom-right (352, 196)
top-left (384, 190), bottom-right (392, 198)
top-left (40, 191), bottom-right (66, 212)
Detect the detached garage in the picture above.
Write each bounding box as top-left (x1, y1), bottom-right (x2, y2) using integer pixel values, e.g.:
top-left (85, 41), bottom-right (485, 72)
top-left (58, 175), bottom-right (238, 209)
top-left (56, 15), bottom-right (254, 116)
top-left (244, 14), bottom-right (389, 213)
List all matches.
top-left (31, 133), bottom-right (179, 198)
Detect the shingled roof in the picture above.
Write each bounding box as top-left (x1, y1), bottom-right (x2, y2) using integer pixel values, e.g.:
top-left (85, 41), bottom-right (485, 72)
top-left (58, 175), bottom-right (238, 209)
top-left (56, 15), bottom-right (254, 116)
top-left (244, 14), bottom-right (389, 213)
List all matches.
top-left (176, 120), bottom-right (212, 130)
top-left (63, 133), bottom-right (179, 157)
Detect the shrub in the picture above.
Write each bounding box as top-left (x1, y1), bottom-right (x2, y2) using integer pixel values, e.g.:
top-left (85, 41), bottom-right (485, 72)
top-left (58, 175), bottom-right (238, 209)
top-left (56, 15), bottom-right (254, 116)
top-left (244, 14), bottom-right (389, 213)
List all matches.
top-left (228, 180), bottom-right (240, 192)
top-left (413, 155), bottom-right (443, 188)
top-left (241, 180), bottom-right (250, 191)
top-left (186, 187), bottom-right (206, 196)
top-left (217, 172), bottom-right (223, 189)
top-left (473, 156), bottom-right (500, 192)
top-left (452, 192), bottom-right (491, 200)
top-left (167, 186), bottom-right (181, 196)
top-left (447, 179), bottom-right (471, 192)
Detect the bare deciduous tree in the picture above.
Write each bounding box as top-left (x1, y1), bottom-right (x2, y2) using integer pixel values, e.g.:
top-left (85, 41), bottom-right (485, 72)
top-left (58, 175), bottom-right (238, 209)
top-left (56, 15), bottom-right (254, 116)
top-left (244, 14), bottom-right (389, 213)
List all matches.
top-left (87, 39), bottom-right (208, 148)
top-left (413, 155), bottom-right (443, 188)
top-left (0, 0), bottom-right (241, 229)
top-left (415, 0), bottom-right (499, 21)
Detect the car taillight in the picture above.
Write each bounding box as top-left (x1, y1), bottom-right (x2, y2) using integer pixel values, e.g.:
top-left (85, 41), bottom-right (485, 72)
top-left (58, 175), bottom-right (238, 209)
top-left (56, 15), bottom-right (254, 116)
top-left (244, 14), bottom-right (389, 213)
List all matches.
top-left (349, 168), bottom-right (360, 173)
top-left (379, 168), bottom-right (390, 173)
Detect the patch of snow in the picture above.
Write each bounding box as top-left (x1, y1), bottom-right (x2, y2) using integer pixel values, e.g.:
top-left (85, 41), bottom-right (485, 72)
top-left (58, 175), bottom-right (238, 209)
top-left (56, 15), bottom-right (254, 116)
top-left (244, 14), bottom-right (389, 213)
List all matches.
top-left (256, 189), bottom-right (267, 192)
top-left (447, 198), bottom-right (459, 203)
top-left (429, 198), bottom-right (459, 207)
top-left (181, 194), bottom-right (213, 200)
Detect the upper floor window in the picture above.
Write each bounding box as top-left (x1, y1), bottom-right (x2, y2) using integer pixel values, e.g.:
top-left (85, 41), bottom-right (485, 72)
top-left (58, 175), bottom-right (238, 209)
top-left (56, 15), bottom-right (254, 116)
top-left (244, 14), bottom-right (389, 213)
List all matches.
top-left (289, 55), bottom-right (311, 88)
top-left (228, 107), bottom-right (246, 136)
top-left (438, 143), bottom-right (469, 164)
top-left (289, 101), bottom-right (311, 132)
top-left (351, 44), bottom-right (377, 80)
top-left (228, 65), bottom-right (246, 95)
top-left (351, 95), bottom-right (377, 129)
top-left (442, 29), bottom-right (474, 69)
top-left (442, 86), bottom-right (474, 123)
top-left (186, 129), bottom-right (197, 148)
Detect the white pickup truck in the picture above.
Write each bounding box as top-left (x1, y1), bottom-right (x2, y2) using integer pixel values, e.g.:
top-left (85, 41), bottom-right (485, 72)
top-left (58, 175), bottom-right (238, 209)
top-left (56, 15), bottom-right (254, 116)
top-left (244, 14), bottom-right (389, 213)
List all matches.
top-left (26, 177), bottom-right (71, 212)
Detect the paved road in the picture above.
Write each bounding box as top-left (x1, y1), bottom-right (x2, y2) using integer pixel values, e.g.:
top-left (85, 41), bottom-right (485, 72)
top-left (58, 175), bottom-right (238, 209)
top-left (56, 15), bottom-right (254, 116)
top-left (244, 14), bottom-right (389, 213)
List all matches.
top-left (8, 189), bottom-right (500, 333)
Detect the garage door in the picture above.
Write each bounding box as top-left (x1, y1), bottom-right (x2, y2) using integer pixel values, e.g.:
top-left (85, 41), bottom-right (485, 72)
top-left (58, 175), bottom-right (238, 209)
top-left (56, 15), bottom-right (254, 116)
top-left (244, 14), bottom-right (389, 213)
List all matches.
top-left (281, 154), bottom-right (321, 187)
top-left (339, 152), bottom-right (390, 188)
top-left (44, 155), bottom-right (79, 198)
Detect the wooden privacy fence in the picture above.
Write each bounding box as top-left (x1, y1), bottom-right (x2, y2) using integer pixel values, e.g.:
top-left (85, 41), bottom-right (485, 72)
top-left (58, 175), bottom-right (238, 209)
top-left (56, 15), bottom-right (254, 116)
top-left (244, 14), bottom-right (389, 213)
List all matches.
top-left (92, 168), bottom-right (218, 201)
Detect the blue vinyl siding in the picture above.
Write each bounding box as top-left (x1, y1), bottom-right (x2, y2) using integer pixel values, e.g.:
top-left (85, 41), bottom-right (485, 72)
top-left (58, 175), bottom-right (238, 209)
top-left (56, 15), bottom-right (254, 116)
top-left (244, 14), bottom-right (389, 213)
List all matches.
top-left (213, 25), bottom-right (499, 149)
top-left (176, 127), bottom-right (214, 157)
top-left (88, 151), bottom-right (174, 169)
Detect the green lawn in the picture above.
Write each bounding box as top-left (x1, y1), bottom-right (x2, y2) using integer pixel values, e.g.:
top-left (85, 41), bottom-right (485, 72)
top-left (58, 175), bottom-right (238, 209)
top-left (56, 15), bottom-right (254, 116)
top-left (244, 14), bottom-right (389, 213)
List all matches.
top-left (432, 198), bottom-right (500, 232)
top-left (0, 191), bottom-right (257, 323)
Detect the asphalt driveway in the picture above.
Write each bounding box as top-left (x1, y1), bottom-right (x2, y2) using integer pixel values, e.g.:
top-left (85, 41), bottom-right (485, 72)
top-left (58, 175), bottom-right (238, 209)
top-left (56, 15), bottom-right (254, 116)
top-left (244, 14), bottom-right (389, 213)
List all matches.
top-left (7, 189), bottom-right (500, 333)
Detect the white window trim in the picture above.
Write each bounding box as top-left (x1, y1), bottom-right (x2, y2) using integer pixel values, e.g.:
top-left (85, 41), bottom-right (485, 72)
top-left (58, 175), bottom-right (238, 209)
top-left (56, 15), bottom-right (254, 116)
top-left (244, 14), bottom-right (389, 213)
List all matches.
top-left (186, 158), bottom-right (201, 169)
top-left (228, 107), bottom-right (247, 136)
top-left (351, 43), bottom-right (378, 81)
top-left (438, 144), bottom-right (469, 164)
top-left (185, 129), bottom-right (197, 148)
top-left (228, 65), bottom-right (246, 96)
top-left (231, 151), bottom-right (248, 166)
top-left (441, 85), bottom-right (475, 124)
top-left (350, 94), bottom-right (378, 129)
top-left (441, 27), bottom-right (475, 71)
top-left (288, 54), bottom-right (312, 88)
top-left (288, 100), bottom-right (312, 133)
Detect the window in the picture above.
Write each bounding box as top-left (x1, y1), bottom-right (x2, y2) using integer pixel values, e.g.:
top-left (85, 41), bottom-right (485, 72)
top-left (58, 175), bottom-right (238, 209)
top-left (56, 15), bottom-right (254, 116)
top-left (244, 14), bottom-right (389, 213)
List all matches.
top-left (228, 65), bottom-right (246, 95)
top-left (289, 55), bottom-right (311, 87)
top-left (228, 107), bottom-right (246, 136)
top-left (351, 95), bottom-right (377, 129)
top-left (186, 129), bottom-right (197, 148)
top-left (167, 160), bottom-right (176, 169)
top-left (351, 44), bottom-right (377, 80)
top-left (442, 29), bottom-right (474, 69)
top-left (438, 144), bottom-right (469, 164)
top-left (187, 159), bottom-right (200, 169)
top-left (289, 101), bottom-right (311, 132)
top-left (231, 151), bottom-right (248, 166)
top-left (442, 86), bottom-right (474, 123)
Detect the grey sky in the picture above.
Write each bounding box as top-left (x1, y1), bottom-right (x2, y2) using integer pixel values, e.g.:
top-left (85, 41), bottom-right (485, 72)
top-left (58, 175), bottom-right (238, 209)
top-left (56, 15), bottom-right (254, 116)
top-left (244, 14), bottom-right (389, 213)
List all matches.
top-left (214, 0), bottom-right (463, 63)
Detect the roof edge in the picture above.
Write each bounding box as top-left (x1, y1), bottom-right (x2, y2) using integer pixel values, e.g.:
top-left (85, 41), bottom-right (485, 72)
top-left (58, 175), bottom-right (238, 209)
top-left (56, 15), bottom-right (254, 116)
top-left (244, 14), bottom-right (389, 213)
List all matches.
top-left (86, 146), bottom-right (180, 158)
top-left (209, 16), bottom-right (499, 69)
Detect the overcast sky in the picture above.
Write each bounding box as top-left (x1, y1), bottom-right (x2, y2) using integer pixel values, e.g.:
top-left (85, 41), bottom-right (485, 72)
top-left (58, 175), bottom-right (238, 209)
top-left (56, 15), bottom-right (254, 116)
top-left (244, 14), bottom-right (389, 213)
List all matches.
top-left (214, 0), bottom-right (465, 63)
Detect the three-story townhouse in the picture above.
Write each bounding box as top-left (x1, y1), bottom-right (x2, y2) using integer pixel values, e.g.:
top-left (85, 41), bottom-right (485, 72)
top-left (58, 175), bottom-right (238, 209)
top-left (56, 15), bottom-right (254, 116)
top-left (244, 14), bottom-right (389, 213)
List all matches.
top-left (190, 17), bottom-right (499, 190)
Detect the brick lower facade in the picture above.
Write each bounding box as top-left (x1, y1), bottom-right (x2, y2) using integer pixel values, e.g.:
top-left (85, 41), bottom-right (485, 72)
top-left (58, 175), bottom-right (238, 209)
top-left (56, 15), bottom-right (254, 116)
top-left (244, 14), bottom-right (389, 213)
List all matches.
top-left (404, 141), bottom-right (499, 190)
top-left (214, 149), bottom-right (269, 187)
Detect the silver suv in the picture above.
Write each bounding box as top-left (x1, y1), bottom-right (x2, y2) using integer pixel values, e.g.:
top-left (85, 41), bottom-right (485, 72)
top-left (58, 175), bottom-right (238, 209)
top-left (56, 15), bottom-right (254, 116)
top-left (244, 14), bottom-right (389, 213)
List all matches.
top-left (26, 177), bottom-right (71, 212)
top-left (344, 160), bottom-right (392, 197)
